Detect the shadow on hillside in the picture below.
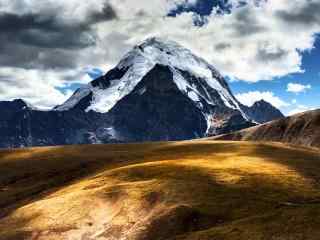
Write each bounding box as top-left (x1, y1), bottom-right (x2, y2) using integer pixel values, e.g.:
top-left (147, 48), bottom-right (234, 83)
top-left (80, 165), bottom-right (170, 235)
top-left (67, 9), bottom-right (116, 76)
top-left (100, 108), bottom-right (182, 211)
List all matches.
top-left (95, 150), bottom-right (320, 239)
top-left (0, 144), bottom-right (145, 218)
top-left (1, 141), bottom-right (320, 240)
top-left (1, 141), bottom-right (317, 215)
top-left (245, 143), bottom-right (320, 187)
top-left (3, 149), bottom-right (319, 240)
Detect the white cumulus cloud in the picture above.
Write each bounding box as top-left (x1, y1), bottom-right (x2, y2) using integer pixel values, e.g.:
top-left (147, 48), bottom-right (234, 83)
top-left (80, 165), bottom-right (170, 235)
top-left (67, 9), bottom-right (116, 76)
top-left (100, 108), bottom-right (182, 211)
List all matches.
top-left (287, 83), bottom-right (311, 94)
top-left (235, 91), bottom-right (289, 108)
top-left (0, 67), bottom-right (91, 109)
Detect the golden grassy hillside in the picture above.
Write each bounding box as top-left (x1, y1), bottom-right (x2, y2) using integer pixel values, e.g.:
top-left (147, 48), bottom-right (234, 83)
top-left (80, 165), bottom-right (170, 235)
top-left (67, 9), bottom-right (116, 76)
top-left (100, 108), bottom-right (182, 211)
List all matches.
top-left (0, 141), bottom-right (320, 240)
top-left (213, 109), bottom-right (320, 149)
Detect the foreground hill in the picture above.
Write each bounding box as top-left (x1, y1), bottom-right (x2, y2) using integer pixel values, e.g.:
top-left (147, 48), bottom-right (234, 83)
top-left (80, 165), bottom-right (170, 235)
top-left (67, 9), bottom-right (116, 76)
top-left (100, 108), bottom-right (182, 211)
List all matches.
top-left (0, 141), bottom-right (320, 240)
top-left (213, 109), bottom-right (320, 149)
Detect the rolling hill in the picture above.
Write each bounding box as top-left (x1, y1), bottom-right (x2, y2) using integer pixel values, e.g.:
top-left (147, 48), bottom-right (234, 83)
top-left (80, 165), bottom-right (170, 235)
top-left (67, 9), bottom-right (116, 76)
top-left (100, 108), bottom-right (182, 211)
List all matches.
top-left (213, 109), bottom-right (320, 149)
top-left (1, 141), bottom-right (320, 240)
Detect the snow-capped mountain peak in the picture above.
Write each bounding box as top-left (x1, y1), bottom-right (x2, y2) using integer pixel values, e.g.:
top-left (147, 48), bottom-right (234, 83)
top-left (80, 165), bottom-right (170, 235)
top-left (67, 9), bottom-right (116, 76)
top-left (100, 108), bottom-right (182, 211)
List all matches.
top-left (0, 38), bottom-right (286, 147)
top-left (56, 37), bottom-right (245, 119)
top-left (119, 37), bottom-right (216, 78)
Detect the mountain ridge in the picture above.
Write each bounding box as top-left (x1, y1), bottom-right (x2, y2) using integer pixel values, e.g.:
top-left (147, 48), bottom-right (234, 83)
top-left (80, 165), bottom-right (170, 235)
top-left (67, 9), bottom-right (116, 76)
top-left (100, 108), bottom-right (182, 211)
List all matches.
top-left (0, 38), bottom-right (283, 148)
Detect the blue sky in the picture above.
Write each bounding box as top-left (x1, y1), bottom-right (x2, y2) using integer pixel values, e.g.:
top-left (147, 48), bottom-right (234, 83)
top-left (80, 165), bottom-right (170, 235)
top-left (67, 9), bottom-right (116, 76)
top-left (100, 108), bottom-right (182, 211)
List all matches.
top-left (230, 36), bottom-right (320, 115)
top-left (0, 0), bottom-right (319, 113)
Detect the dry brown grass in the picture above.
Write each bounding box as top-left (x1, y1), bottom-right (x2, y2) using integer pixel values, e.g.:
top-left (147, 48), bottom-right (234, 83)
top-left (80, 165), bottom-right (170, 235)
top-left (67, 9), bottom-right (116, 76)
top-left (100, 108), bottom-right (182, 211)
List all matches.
top-left (212, 109), bottom-right (320, 149)
top-left (0, 141), bottom-right (320, 240)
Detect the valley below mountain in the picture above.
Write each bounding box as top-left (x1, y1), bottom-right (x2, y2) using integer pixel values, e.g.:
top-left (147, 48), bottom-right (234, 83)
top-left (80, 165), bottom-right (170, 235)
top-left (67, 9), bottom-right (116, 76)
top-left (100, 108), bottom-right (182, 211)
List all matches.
top-left (1, 141), bottom-right (320, 240)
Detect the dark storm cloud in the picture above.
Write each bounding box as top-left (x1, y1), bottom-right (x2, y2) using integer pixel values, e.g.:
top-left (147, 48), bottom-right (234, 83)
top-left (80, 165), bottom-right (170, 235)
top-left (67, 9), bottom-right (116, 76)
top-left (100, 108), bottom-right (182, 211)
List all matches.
top-left (256, 46), bottom-right (288, 62)
top-left (0, 2), bottom-right (118, 70)
top-left (230, 8), bottom-right (266, 36)
top-left (0, 38), bottom-right (83, 69)
top-left (276, 2), bottom-right (320, 26)
top-left (0, 12), bottom-right (60, 32)
top-left (214, 43), bottom-right (231, 51)
top-left (0, 12), bottom-right (93, 49)
top-left (0, 12), bottom-right (91, 69)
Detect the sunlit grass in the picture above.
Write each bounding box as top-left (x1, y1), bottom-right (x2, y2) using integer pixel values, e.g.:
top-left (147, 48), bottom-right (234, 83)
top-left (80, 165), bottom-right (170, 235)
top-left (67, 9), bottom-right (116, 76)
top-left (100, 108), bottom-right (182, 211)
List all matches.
top-left (0, 141), bottom-right (319, 239)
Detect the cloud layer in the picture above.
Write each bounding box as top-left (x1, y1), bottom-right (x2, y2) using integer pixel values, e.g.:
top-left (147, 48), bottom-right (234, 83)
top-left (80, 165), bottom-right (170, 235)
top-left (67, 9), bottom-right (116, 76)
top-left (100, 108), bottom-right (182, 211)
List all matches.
top-left (287, 83), bottom-right (312, 94)
top-left (0, 0), bottom-right (320, 108)
top-left (235, 91), bottom-right (289, 109)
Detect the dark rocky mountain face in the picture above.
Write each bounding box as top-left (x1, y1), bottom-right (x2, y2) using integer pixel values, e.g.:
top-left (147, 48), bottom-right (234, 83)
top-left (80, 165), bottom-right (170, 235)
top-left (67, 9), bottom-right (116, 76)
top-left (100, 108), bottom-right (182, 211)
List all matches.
top-left (0, 100), bottom-right (33, 148)
top-left (0, 100), bottom-right (111, 148)
top-left (0, 38), bottom-right (284, 148)
top-left (110, 64), bottom-right (208, 141)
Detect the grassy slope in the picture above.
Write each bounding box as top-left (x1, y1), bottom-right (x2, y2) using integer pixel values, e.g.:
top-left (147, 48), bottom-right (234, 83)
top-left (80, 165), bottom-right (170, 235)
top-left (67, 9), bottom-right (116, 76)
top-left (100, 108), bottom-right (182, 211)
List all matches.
top-left (0, 141), bottom-right (320, 240)
top-left (212, 109), bottom-right (320, 149)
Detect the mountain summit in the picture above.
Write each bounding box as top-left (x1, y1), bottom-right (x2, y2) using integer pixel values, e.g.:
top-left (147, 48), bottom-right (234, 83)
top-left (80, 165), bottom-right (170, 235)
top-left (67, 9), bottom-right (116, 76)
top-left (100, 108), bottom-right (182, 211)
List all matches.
top-left (57, 37), bottom-right (244, 115)
top-left (0, 38), bottom-right (283, 147)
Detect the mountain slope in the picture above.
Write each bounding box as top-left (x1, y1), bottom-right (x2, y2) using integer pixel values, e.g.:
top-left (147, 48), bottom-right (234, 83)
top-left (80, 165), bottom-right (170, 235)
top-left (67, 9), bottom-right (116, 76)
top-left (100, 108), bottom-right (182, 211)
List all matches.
top-left (213, 109), bottom-right (320, 148)
top-left (0, 141), bottom-right (320, 240)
